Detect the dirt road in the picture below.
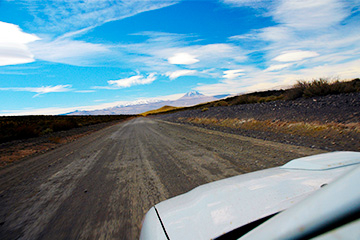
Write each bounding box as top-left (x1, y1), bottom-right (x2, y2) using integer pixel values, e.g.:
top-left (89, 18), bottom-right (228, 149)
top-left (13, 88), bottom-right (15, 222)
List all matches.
top-left (0, 118), bottom-right (324, 239)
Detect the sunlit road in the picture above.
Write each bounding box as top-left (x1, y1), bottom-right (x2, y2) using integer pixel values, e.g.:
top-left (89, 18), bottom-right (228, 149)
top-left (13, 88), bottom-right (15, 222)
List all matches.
top-left (0, 117), bottom-right (323, 239)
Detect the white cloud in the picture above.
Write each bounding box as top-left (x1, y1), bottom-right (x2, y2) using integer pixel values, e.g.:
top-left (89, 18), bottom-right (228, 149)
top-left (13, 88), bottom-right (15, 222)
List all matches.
top-left (273, 50), bottom-right (319, 62)
top-left (0, 21), bottom-right (40, 66)
top-left (230, 26), bottom-right (292, 44)
top-left (108, 73), bottom-right (157, 88)
top-left (195, 57), bottom-right (360, 96)
top-left (223, 69), bottom-right (245, 79)
top-left (0, 21), bottom-right (39, 43)
top-left (295, 59), bottom-right (360, 80)
top-left (258, 26), bottom-right (293, 42)
top-left (225, 0), bottom-right (350, 30)
top-left (273, 0), bottom-right (348, 30)
top-left (29, 38), bottom-right (110, 66)
top-left (195, 44), bottom-right (246, 63)
top-left (0, 85), bottom-right (72, 97)
top-left (168, 52), bottom-right (199, 65)
top-left (265, 63), bottom-right (292, 71)
top-left (20, 0), bottom-right (179, 35)
top-left (166, 70), bottom-right (197, 80)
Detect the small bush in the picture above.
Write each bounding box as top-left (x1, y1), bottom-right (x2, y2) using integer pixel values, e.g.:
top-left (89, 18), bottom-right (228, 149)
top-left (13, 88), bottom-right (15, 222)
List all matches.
top-left (52, 119), bottom-right (78, 132)
top-left (259, 95), bottom-right (283, 103)
top-left (41, 128), bottom-right (53, 135)
top-left (201, 107), bottom-right (209, 112)
top-left (214, 101), bottom-right (229, 107)
top-left (15, 125), bottom-right (40, 139)
top-left (49, 136), bottom-right (62, 144)
top-left (229, 95), bottom-right (259, 105)
top-left (284, 78), bottom-right (360, 100)
top-left (284, 87), bottom-right (304, 100)
top-left (303, 78), bottom-right (333, 97)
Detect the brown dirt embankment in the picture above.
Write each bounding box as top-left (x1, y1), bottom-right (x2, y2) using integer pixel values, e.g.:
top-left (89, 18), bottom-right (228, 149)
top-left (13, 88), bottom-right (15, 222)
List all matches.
top-left (156, 92), bottom-right (360, 151)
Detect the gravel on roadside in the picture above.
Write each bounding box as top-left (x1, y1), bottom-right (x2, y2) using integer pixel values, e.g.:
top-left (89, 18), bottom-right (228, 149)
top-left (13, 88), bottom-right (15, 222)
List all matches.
top-left (156, 92), bottom-right (360, 152)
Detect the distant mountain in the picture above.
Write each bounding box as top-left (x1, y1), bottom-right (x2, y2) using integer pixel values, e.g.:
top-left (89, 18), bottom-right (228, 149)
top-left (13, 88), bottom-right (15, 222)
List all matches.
top-left (170, 91), bottom-right (217, 108)
top-left (180, 90), bottom-right (204, 98)
top-left (65, 91), bottom-right (221, 115)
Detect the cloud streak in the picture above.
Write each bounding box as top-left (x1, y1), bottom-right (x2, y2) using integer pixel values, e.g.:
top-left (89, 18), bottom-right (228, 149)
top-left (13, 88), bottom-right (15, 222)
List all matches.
top-left (107, 73), bottom-right (157, 88)
top-left (29, 37), bottom-right (111, 66)
top-left (273, 0), bottom-right (349, 30)
top-left (0, 85), bottom-right (72, 97)
top-left (19, 0), bottom-right (180, 35)
top-left (273, 50), bottom-right (319, 62)
top-left (166, 70), bottom-right (197, 80)
top-left (223, 69), bottom-right (245, 79)
top-left (265, 63), bottom-right (293, 72)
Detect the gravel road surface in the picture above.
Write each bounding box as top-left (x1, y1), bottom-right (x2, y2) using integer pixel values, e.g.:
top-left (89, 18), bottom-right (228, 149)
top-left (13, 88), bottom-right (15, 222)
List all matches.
top-left (0, 118), bottom-right (324, 239)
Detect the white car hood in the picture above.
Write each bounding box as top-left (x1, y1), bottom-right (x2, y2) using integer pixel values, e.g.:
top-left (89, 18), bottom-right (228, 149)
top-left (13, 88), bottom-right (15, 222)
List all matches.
top-left (140, 151), bottom-right (360, 240)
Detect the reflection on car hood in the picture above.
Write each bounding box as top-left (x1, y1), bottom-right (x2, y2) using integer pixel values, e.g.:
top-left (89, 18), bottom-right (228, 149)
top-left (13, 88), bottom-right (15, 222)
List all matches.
top-left (140, 151), bottom-right (360, 240)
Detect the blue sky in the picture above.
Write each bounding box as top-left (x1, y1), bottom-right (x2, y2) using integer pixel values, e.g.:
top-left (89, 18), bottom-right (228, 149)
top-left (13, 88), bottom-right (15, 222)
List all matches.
top-left (1, 0), bottom-right (359, 115)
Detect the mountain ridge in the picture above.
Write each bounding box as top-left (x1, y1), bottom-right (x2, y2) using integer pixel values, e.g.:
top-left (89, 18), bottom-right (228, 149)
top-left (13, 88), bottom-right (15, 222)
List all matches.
top-left (66, 91), bottom-right (220, 115)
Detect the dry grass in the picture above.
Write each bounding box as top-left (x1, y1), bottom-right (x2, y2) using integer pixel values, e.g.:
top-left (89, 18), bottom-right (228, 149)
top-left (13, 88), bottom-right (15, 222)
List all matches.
top-left (180, 117), bottom-right (360, 138)
top-left (141, 105), bottom-right (182, 116)
top-left (48, 136), bottom-right (63, 144)
top-left (0, 127), bottom-right (105, 167)
top-left (284, 78), bottom-right (360, 100)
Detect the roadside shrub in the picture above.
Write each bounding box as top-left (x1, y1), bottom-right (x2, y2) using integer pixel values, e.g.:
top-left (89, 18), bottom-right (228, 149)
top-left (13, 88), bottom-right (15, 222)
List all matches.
top-left (14, 125), bottom-right (40, 139)
top-left (258, 95), bottom-right (283, 103)
top-left (41, 128), bottom-right (53, 135)
top-left (229, 95), bottom-right (259, 105)
top-left (214, 101), bottom-right (229, 107)
top-left (302, 78), bottom-right (333, 97)
top-left (284, 78), bottom-right (360, 100)
top-left (49, 136), bottom-right (62, 143)
top-left (52, 119), bottom-right (78, 132)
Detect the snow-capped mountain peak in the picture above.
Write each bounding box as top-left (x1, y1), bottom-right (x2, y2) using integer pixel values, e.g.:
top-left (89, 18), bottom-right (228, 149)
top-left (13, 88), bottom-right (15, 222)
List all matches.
top-left (181, 90), bottom-right (204, 98)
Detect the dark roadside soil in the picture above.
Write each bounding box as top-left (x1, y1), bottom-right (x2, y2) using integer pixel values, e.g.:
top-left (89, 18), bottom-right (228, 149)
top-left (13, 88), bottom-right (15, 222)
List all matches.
top-left (156, 92), bottom-right (360, 152)
top-left (0, 119), bottom-right (134, 168)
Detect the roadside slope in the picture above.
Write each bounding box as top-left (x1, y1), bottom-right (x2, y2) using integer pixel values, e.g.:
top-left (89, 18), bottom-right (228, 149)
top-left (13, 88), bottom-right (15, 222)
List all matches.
top-left (157, 92), bottom-right (360, 151)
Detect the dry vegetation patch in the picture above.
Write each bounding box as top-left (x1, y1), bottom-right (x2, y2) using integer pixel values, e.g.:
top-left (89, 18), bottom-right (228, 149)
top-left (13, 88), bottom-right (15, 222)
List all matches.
top-left (141, 105), bottom-right (181, 116)
top-left (170, 111), bottom-right (360, 151)
top-left (0, 116), bottom-right (136, 167)
top-left (181, 117), bottom-right (360, 138)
